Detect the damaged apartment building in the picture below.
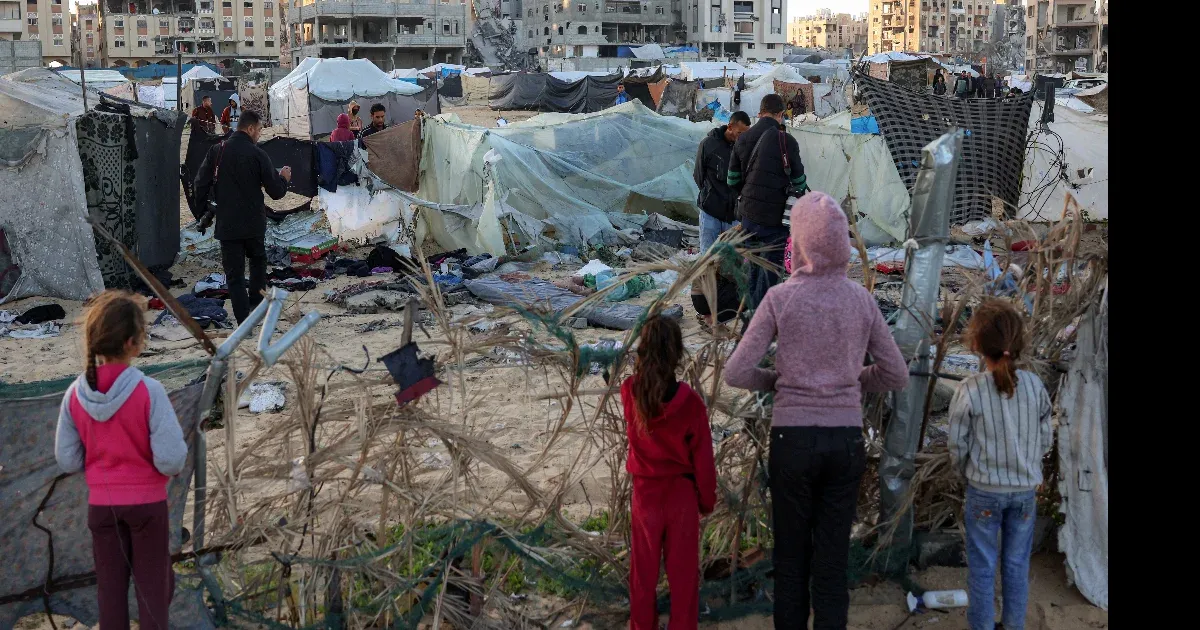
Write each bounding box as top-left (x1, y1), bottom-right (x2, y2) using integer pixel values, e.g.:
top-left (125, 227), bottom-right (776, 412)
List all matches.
top-left (83, 0), bottom-right (279, 67)
top-left (867, 0), bottom-right (994, 57)
top-left (289, 0), bottom-right (468, 70)
top-left (1025, 0), bottom-right (1104, 74)
top-left (523, 0), bottom-right (785, 66)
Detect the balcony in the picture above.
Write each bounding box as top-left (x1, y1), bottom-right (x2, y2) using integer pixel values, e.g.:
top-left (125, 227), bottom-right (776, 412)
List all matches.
top-left (0, 18), bottom-right (20, 33)
top-left (732, 33), bottom-right (753, 42)
top-left (296, 1), bottom-right (466, 21)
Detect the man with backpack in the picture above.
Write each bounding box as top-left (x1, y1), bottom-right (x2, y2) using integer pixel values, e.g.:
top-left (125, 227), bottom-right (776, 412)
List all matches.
top-left (193, 110), bottom-right (292, 324)
top-left (727, 94), bottom-right (809, 308)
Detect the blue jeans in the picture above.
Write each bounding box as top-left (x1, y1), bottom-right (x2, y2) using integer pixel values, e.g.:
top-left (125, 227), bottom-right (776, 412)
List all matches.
top-left (699, 211), bottom-right (738, 253)
top-left (965, 486), bottom-right (1038, 630)
top-left (740, 218), bottom-right (789, 309)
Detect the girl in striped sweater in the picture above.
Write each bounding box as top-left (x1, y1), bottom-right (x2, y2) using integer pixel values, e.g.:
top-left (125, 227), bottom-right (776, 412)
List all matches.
top-left (949, 299), bottom-right (1054, 630)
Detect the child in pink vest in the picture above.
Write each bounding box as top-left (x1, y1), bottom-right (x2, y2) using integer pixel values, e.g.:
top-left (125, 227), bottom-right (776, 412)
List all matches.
top-left (55, 290), bottom-right (188, 630)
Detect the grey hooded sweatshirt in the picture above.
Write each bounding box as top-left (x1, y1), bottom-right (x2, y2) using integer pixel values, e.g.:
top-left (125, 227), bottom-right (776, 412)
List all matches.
top-left (55, 366), bottom-right (188, 505)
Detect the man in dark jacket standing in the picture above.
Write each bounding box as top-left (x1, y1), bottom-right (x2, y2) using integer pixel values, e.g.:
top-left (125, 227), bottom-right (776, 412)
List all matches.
top-left (194, 110), bottom-right (291, 324)
top-left (694, 110), bottom-right (751, 253)
top-left (727, 93), bottom-right (808, 308)
top-left (954, 72), bottom-right (973, 99)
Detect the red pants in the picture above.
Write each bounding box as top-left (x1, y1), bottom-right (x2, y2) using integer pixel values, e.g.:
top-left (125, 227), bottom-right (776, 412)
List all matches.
top-left (88, 501), bottom-right (175, 630)
top-left (629, 475), bottom-right (700, 630)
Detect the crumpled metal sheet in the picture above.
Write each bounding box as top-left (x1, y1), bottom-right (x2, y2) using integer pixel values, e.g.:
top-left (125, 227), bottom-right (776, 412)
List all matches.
top-left (0, 379), bottom-right (206, 628)
top-left (878, 129), bottom-right (962, 551)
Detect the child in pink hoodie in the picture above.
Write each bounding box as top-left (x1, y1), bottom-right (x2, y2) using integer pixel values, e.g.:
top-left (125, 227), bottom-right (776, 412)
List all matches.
top-left (724, 192), bottom-right (909, 629)
top-left (55, 290), bottom-right (188, 630)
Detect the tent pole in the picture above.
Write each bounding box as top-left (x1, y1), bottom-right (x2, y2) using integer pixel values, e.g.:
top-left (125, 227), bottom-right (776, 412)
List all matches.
top-left (177, 51), bottom-right (183, 112)
top-left (79, 65), bottom-right (88, 110)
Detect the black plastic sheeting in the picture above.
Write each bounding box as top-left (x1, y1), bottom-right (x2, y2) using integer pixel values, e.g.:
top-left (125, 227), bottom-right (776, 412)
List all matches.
top-left (438, 74), bottom-right (463, 98)
top-left (464, 276), bottom-right (682, 330)
top-left (182, 131), bottom-right (318, 218)
top-left (130, 109), bottom-right (187, 268)
top-left (621, 67), bottom-right (666, 109)
top-left (489, 72), bottom-right (622, 113)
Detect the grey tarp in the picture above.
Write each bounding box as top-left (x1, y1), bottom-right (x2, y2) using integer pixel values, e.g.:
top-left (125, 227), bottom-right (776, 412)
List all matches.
top-left (0, 367), bottom-right (210, 629)
top-left (464, 276), bottom-right (681, 330)
top-left (306, 87), bottom-right (437, 139)
top-left (657, 79), bottom-right (698, 117)
top-left (489, 73), bottom-right (621, 113)
top-left (1056, 278), bottom-right (1108, 610)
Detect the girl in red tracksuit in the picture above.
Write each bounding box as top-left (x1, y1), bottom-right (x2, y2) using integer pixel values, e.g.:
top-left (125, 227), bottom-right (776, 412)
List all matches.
top-left (621, 315), bottom-right (717, 630)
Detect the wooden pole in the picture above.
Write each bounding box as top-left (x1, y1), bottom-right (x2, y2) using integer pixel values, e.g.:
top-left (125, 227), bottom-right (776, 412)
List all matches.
top-left (78, 64), bottom-right (88, 110)
top-left (176, 50), bottom-right (183, 112)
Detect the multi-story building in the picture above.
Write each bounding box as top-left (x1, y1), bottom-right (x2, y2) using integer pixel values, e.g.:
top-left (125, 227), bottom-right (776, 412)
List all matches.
top-left (1024, 0), bottom-right (1101, 74)
top-left (788, 9), bottom-right (867, 53)
top-left (72, 1), bottom-right (101, 67)
top-left (683, 0), bottom-right (787, 62)
top-left (81, 0), bottom-right (279, 68)
top-left (288, 0), bottom-right (468, 71)
top-left (867, 0), bottom-right (993, 59)
top-left (522, 0), bottom-right (678, 63)
top-left (0, 0), bottom-right (72, 64)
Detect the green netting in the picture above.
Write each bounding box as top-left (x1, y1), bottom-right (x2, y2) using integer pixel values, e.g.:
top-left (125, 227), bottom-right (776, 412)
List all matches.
top-left (0, 358), bottom-right (209, 400)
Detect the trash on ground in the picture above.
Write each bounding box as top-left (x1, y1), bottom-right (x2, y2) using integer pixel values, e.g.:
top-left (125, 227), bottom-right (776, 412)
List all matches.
top-left (240, 382), bottom-right (287, 413)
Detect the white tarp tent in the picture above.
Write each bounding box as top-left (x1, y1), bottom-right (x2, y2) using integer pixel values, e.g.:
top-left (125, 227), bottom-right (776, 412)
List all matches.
top-left (676, 61), bottom-right (765, 82)
top-left (1020, 101), bottom-right (1107, 221)
top-left (56, 69), bottom-right (130, 93)
top-left (696, 64), bottom-right (810, 113)
top-left (630, 44), bottom-right (666, 60)
top-left (180, 65), bottom-right (222, 86)
top-left (269, 57), bottom-right (427, 137)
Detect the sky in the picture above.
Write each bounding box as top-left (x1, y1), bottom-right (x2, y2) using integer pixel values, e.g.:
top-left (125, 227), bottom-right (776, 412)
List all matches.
top-left (789, 0), bottom-right (871, 18)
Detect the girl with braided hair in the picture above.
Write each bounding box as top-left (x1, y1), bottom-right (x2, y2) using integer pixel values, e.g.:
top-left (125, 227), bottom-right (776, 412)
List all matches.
top-left (54, 290), bottom-right (188, 629)
top-left (621, 314), bottom-right (716, 630)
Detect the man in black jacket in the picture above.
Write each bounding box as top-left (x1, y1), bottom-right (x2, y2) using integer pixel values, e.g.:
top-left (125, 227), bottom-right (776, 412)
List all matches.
top-left (727, 93), bottom-right (808, 307)
top-left (194, 110), bottom-right (292, 324)
top-left (693, 110), bottom-right (750, 253)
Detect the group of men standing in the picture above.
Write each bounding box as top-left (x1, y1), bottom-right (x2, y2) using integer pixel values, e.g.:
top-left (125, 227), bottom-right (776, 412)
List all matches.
top-left (693, 93), bottom-right (809, 309)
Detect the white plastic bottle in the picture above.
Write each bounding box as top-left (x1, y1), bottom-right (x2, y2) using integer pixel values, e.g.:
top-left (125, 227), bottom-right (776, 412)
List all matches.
top-left (922, 589), bottom-right (969, 609)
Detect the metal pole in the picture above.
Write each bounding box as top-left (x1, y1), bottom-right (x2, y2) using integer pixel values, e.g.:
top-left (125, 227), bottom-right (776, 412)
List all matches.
top-left (79, 64), bottom-right (88, 110)
top-left (176, 50), bottom-right (183, 112)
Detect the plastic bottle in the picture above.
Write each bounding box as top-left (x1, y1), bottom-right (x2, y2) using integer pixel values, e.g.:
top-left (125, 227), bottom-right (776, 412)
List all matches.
top-left (920, 590), bottom-right (969, 610)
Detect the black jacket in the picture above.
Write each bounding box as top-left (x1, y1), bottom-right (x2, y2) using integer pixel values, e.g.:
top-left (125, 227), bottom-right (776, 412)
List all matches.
top-left (726, 117), bottom-right (806, 227)
top-left (693, 126), bottom-right (738, 223)
top-left (194, 131), bottom-right (288, 242)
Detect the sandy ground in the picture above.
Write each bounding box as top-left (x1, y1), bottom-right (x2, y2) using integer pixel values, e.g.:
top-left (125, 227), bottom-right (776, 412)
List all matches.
top-left (2, 103), bottom-right (1107, 630)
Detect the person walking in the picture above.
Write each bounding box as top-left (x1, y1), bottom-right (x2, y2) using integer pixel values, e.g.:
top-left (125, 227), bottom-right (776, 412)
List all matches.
top-left (622, 315), bottom-right (717, 630)
top-left (723, 192), bottom-right (909, 630)
top-left (219, 94), bottom-right (241, 134)
top-left (190, 95), bottom-right (217, 135)
top-left (193, 110), bottom-right (292, 324)
top-left (726, 93), bottom-right (809, 309)
top-left (954, 71), bottom-right (973, 99)
top-left (693, 110), bottom-right (751, 253)
top-left (949, 299), bottom-right (1054, 630)
top-left (55, 290), bottom-right (189, 630)
top-left (932, 72), bottom-right (948, 96)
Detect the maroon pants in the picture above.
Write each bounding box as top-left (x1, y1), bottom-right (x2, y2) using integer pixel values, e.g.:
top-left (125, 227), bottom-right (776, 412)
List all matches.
top-left (629, 475), bottom-right (700, 630)
top-left (87, 501), bottom-right (174, 630)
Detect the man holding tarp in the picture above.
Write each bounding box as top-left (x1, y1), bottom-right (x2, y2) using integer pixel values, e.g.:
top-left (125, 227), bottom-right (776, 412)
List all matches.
top-left (727, 94), bottom-right (809, 309)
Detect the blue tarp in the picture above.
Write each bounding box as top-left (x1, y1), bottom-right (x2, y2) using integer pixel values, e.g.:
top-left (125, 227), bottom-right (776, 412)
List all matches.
top-left (851, 116), bottom-right (880, 134)
top-left (617, 46), bottom-right (636, 58)
top-left (665, 46), bottom-right (699, 54)
top-left (396, 77), bottom-right (421, 84)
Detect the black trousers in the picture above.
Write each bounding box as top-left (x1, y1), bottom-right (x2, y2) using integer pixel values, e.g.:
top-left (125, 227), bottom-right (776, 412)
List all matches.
top-left (220, 237), bottom-right (266, 324)
top-left (740, 218), bottom-right (789, 310)
top-left (768, 426), bottom-right (866, 630)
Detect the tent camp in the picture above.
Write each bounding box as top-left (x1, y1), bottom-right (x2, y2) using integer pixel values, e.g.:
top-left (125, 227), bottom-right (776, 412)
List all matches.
top-left (488, 72), bottom-right (622, 113)
top-left (0, 68), bottom-right (185, 304)
top-left (270, 57), bottom-right (435, 138)
top-left (695, 65), bottom-right (814, 117)
top-left (181, 64), bottom-right (222, 86)
top-left (676, 61), bottom-right (765, 82)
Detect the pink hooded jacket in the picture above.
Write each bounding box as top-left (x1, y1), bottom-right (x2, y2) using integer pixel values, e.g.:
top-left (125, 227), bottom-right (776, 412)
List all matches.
top-left (330, 113), bottom-right (356, 142)
top-left (724, 192), bottom-right (909, 427)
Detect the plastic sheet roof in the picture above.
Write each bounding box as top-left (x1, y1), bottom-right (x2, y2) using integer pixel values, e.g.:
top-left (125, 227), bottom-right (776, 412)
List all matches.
top-left (630, 44), bottom-right (666, 60)
top-left (272, 57), bottom-right (422, 101)
top-left (181, 65), bottom-right (222, 86)
top-left (0, 68), bottom-right (95, 128)
top-left (677, 61), bottom-right (766, 81)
